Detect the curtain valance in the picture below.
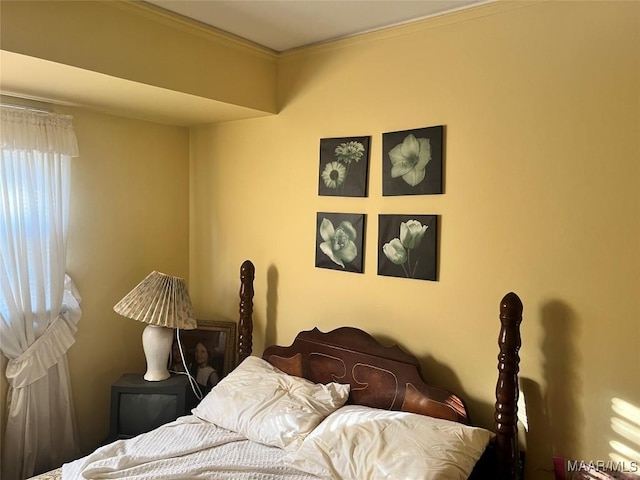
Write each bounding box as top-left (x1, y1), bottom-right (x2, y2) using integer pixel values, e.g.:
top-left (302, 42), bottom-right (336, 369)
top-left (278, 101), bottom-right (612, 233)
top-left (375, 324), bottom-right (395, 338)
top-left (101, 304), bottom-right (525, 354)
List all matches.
top-left (0, 106), bottom-right (79, 157)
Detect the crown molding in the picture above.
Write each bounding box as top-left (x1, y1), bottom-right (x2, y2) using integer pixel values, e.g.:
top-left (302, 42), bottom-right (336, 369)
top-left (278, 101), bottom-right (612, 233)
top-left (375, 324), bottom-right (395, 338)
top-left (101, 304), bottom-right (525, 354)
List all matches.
top-left (118, 0), bottom-right (279, 61)
top-left (279, 0), bottom-right (540, 60)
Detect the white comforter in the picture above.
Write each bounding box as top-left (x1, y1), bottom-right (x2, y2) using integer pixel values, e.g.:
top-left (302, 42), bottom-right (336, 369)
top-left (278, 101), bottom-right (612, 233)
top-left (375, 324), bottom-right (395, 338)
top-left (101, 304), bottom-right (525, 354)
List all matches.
top-left (62, 416), bottom-right (317, 480)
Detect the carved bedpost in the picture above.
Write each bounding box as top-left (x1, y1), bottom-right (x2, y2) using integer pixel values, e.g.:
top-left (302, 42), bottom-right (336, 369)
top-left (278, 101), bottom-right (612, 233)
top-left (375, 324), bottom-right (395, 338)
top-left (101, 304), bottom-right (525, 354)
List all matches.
top-left (237, 260), bottom-right (255, 364)
top-left (495, 292), bottom-right (523, 480)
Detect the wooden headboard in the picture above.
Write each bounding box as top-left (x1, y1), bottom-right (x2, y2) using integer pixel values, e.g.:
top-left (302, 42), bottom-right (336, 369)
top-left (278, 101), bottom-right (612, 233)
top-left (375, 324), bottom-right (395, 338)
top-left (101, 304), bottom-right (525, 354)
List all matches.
top-left (263, 327), bottom-right (469, 424)
top-left (233, 260), bottom-right (523, 480)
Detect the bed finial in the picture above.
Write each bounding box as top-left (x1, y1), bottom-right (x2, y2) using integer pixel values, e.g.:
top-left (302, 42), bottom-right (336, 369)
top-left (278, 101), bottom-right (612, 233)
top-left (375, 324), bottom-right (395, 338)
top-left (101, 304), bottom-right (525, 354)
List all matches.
top-left (495, 292), bottom-right (523, 480)
top-left (238, 260), bottom-right (255, 364)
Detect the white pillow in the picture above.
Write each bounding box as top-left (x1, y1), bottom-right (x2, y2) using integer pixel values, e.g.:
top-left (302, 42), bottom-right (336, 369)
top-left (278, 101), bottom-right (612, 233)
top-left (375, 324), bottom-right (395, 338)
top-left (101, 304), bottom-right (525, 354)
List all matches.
top-left (192, 355), bottom-right (350, 451)
top-left (284, 405), bottom-right (494, 480)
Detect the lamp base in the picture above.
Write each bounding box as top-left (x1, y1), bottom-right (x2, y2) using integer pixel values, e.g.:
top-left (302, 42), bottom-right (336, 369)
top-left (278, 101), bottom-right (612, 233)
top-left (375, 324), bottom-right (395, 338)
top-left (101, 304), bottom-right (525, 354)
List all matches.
top-left (141, 324), bottom-right (173, 381)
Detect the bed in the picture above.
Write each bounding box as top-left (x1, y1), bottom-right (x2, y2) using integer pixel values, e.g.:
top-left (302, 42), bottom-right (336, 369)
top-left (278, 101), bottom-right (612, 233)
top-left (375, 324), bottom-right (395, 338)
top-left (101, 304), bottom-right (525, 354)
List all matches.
top-left (31, 259), bottom-right (523, 480)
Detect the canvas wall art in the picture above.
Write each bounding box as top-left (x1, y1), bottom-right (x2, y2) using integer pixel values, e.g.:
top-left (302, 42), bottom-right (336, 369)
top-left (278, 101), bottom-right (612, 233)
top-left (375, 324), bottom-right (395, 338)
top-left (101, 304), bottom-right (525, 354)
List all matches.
top-left (318, 136), bottom-right (371, 197)
top-left (315, 212), bottom-right (365, 273)
top-left (378, 214), bottom-right (438, 281)
top-left (382, 126), bottom-right (444, 196)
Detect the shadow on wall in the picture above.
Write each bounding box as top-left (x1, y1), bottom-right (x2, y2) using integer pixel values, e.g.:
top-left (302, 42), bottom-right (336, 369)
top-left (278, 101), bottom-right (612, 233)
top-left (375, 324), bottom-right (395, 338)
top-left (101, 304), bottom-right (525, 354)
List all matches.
top-left (264, 264), bottom-right (279, 349)
top-left (515, 301), bottom-right (583, 479)
top-left (417, 352), bottom-right (496, 430)
top-left (541, 300), bottom-right (584, 458)
top-left (519, 377), bottom-right (554, 479)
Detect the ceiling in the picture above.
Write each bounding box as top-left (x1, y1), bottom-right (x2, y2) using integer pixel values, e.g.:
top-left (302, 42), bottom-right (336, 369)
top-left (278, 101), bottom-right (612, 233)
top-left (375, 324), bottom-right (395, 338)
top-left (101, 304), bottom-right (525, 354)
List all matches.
top-left (144, 0), bottom-right (488, 52)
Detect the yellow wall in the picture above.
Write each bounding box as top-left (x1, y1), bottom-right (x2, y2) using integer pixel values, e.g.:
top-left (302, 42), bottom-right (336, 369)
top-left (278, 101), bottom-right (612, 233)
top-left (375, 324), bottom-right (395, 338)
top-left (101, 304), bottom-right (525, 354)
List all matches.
top-left (0, 107), bottom-right (191, 455)
top-left (0, 0), bottom-right (277, 114)
top-left (66, 108), bottom-right (190, 452)
top-left (190, 2), bottom-right (639, 478)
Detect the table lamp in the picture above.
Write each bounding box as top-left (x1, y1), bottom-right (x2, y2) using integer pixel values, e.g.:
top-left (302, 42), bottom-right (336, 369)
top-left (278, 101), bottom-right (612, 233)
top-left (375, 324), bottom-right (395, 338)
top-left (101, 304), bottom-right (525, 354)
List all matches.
top-left (113, 271), bottom-right (197, 381)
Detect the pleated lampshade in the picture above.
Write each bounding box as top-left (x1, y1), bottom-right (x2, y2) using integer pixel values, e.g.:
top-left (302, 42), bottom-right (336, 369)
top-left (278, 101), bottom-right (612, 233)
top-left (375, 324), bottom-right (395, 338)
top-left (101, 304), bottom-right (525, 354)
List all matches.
top-left (113, 271), bottom-right (197, 329)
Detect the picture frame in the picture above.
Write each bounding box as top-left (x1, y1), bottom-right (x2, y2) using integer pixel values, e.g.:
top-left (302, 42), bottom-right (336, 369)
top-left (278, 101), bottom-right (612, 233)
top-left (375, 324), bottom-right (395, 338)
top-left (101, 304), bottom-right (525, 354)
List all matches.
top-left (315, 212), bottom-right (366, 273)
top-left (378, 214), bottom-right (438, 281)
top-left (382, 125), bottom-right (444, 196)
top-left (170, 320), bottom-right (237, 391)
top-left (318, 136), bottom-right (371, 197)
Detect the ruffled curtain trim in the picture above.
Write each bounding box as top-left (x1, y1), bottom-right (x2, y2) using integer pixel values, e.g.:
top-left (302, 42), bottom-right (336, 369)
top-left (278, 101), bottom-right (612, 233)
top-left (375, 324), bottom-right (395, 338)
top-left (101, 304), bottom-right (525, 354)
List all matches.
top-left (6, 276), bottom-right (82, 389)
top-left (0, 107), bottom-right (79, 157)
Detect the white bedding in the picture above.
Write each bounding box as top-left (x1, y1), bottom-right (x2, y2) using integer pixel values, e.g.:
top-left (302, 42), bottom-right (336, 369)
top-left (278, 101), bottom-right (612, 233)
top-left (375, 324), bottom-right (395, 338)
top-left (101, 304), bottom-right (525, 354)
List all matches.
top-left (62, 415), bottom-right (318, 480)
top-left (60, 358), bottom-right (492, 480)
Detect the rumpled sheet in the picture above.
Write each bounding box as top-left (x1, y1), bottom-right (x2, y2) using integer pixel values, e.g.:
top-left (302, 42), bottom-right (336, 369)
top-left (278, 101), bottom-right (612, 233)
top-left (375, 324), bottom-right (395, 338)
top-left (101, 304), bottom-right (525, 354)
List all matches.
top-left (62, 415), bottom-right (318, 480)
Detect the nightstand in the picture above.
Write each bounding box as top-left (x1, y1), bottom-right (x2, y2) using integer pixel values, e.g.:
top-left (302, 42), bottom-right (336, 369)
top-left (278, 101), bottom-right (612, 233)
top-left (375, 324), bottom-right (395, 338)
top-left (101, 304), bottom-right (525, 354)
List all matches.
top-left (108, 373), bottom-right (197, 441)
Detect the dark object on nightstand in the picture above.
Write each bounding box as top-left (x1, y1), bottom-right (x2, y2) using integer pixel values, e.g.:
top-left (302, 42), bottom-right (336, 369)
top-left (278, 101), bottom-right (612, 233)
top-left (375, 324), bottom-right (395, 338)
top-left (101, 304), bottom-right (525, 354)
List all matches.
top-left (108, 373), bottom-right (197, 442)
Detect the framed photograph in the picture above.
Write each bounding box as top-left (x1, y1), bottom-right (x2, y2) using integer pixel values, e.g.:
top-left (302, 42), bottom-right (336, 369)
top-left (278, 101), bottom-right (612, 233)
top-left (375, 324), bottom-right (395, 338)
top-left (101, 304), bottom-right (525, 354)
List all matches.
top-left (170, 320), bottom-right (237, 393)
top-left (378, 214), bottom-right (438, 281)
top-left (315, 212), bottom-right (365, 273)
top-left (318, 136), bottom-right (371, 197)
top-left (382, 125), bottom-right (444, 196)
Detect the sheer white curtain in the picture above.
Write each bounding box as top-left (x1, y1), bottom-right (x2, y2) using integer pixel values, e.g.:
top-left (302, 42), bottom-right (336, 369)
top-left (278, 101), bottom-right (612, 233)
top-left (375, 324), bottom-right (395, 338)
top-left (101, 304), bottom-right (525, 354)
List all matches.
top-left (0, 106), bottom-right (82, 479)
